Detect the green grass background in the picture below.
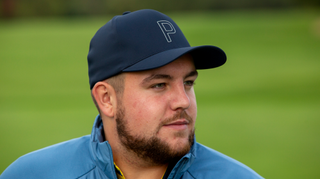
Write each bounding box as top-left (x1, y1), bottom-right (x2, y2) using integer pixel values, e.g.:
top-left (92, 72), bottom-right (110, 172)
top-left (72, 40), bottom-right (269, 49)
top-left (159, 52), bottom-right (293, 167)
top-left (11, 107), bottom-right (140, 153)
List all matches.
top-left (1, 9), bottom-right (319, 178)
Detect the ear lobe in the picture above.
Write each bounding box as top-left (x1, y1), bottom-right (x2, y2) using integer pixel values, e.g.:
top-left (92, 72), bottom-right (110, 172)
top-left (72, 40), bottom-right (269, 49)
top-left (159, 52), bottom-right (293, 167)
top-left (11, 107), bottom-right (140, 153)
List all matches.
top-left (92, 81), bottom-right (116, 118)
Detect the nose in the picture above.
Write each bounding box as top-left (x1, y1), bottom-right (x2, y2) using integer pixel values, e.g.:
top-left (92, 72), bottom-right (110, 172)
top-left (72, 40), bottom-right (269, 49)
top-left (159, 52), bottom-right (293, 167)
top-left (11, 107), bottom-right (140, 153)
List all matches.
top-left (170, 83), bottom-right (191, 110)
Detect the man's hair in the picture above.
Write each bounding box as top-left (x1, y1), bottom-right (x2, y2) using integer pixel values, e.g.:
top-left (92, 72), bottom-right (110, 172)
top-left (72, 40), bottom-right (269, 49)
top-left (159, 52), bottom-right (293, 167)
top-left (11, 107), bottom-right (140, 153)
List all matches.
top-left (91, 73), bottom-right (125, 114)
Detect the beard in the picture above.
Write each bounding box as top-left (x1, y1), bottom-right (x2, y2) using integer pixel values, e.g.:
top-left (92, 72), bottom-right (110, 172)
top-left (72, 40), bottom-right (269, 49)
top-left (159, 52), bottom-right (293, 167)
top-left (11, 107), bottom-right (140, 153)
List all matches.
top-left (115, 104), bottom-right (195, 165)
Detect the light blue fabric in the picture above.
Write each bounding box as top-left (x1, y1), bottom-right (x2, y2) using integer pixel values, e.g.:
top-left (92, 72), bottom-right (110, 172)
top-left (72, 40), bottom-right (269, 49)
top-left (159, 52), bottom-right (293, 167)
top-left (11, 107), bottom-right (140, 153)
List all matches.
top-left (0, 115), bottom-right (263, 179)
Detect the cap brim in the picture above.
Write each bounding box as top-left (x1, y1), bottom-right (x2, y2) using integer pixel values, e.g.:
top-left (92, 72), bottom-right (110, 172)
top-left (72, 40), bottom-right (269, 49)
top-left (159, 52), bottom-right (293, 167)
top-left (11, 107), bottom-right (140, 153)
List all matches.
top-left (122, 45), bottom-right (226, 72)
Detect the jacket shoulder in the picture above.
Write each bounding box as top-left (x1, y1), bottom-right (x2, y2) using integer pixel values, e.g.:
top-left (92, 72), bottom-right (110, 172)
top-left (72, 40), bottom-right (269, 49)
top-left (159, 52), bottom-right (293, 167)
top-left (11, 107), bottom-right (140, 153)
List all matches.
top-left (0, 135), bottom-right (95, 179)
top-left (186, 143), bottom-right (263, 179)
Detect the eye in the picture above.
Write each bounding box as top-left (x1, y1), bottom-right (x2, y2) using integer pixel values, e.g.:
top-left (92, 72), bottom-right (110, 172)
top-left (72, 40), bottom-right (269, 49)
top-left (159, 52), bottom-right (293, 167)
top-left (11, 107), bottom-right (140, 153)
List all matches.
top-left (151, 83), bottom-right (166, 89)
top-left (184, 80), bottom-right (195, 87)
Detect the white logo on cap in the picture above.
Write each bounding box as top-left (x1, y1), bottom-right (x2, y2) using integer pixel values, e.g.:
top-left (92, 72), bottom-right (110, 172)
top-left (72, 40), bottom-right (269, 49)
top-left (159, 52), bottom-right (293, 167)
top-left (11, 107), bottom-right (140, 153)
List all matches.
top-left (157, 20), bottom-right (176, 43)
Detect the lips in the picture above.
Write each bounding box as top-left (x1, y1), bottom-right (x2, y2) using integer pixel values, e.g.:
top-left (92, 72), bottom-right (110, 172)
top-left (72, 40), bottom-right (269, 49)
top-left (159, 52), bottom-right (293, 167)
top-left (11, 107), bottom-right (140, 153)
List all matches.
top-left (164, 119), bottom-right (189, 126)
top-left (162, 119), bottom-right (190, 130)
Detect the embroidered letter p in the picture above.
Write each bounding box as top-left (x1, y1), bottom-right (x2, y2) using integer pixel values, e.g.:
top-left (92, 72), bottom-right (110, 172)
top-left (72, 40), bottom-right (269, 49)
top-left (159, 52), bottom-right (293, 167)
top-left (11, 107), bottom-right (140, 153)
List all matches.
top-left (157, 20), bottom-right (176, 43)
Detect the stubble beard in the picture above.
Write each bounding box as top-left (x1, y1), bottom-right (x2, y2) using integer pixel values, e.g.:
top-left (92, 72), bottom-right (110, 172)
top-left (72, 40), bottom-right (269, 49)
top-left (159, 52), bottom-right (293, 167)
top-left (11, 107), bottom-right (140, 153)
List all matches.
top-left (115, 104), bottom-right (195, 165)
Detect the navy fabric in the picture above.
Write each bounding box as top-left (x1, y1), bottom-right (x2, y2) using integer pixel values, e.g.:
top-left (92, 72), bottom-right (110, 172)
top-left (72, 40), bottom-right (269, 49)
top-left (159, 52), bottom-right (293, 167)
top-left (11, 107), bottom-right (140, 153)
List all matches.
top-left (87, 9), bottom-right (226, 89)
top-left (0, 115), bottom-right (263, 179)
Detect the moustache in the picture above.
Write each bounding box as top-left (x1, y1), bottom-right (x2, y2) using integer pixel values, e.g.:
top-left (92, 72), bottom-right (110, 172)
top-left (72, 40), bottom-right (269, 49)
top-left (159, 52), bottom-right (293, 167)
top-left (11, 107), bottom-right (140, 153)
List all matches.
top-left (161, 111), bottom-right (193, 126)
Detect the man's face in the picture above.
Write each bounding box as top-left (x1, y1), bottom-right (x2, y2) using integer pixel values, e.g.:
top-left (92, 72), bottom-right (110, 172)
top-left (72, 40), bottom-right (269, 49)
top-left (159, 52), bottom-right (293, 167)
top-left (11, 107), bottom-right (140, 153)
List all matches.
top-left (115, 54), bottom-right (198, 164)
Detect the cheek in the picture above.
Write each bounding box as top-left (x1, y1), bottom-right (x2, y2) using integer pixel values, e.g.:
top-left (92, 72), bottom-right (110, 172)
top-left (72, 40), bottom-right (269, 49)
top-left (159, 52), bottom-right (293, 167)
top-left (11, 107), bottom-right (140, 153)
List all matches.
top-left (123, 93), bottom-right (167, 128)
top-left (189, 92), bottom-right (197, 119)
top-left (129, 95), bottom-right (161, 114)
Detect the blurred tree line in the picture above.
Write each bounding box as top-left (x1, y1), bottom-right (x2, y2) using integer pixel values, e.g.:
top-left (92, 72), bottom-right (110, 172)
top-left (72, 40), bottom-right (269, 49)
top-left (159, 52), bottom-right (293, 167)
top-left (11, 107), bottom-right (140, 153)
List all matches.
top-left (1, 0), bottom-right (319, 18)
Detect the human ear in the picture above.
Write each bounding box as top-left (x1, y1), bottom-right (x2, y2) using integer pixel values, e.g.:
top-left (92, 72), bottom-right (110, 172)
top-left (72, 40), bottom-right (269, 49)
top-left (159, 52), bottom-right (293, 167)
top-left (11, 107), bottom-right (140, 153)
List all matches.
top-left (91, 81), bottom-right (116, 117)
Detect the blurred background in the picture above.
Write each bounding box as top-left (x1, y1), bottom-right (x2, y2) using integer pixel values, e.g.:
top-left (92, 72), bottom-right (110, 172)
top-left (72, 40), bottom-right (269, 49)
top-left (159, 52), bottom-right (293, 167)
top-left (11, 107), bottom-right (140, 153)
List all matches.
top-left (1, 0), bottom-right (319, 178)
top-left (0, 0), bottom-right (320, 17)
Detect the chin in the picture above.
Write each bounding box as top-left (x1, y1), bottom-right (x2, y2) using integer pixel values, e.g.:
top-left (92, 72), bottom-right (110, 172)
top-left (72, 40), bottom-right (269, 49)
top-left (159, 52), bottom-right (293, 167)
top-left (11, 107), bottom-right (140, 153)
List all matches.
top-left (172, 138), bottom-right (191, 150)
top-left (166, 134), bottom-right (194, 154)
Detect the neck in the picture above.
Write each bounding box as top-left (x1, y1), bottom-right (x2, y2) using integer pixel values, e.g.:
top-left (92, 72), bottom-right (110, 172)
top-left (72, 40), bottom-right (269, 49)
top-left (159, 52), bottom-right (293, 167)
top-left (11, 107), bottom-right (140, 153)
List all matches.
top-left (114, 156), bottom-right (168, 179)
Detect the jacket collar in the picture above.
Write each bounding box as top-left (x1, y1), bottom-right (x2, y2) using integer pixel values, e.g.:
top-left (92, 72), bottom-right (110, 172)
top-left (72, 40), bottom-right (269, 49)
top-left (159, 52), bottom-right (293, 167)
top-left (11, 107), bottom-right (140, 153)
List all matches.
top-left (167, 138), bottom-right (197, 179)
top-left (90, 115), bottom-right (117, 178)
top-left (89, 115), bottom-right (196, 179)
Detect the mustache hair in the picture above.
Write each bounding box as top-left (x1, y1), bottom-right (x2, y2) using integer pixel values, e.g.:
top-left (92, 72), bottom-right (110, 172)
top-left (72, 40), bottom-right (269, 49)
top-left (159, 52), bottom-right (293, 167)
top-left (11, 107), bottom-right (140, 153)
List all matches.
top-left (159, 110), bottom-right (193, 128)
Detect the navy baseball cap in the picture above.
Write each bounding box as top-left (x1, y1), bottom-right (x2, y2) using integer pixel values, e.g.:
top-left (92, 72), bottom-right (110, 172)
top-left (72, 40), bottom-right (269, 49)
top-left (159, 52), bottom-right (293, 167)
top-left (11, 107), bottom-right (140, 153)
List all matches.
top-left (88, 9), bottom-right (226, 89)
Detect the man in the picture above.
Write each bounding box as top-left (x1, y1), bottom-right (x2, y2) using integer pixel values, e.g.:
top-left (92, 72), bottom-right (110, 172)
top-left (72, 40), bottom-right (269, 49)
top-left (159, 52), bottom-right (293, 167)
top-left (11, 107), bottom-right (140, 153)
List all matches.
top-left (1, 9), bottom-right (263, 179)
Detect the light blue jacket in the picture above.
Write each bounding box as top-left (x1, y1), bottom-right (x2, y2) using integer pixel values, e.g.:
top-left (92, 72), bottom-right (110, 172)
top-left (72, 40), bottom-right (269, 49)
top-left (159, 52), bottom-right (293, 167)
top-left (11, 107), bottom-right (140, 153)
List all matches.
top-left (1, 115), bottom-right (263, 179)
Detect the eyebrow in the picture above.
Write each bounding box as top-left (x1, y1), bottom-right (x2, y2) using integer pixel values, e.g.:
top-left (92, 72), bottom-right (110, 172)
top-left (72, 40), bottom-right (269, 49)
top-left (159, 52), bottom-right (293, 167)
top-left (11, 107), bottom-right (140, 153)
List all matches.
top-left (142, 74), bottom-right (172, 84)
top-left (142, 70), bottom-right (198, 84)
top-left (185, 71), bottom-right (198, 79)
